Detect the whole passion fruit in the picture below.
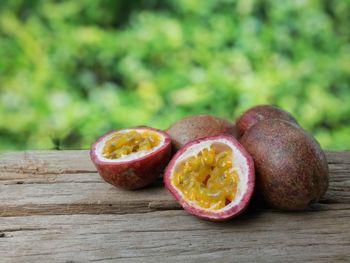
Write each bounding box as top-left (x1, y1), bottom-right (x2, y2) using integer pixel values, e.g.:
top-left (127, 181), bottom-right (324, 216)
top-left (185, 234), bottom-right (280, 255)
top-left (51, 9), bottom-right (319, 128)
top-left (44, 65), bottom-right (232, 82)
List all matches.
top-left (240, 119), bottom-right (329, 210)
top-left (236, 105), bottom-right (298, 136)
top-left (166, 115), bottom-right (238, 152)
top-left (90, 127), bottom-right (171, 190)
top-left (164, 135), bottom-right (255, 221)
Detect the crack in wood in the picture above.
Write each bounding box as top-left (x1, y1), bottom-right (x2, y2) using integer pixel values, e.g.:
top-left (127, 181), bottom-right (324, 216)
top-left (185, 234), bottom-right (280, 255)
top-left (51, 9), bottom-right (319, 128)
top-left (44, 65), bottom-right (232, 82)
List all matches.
top-left (2, 180), bottom-right (102, 185)
top-left (0, 227), bottom-right (49, 232)
top-left (0, 202), bottom-right (183, 217)
top-left (0, 169), bottom-right (97, 175)
top-left (120, 228), bottom-right (207, 233)
top-left (90, 255), bottom-right (156, 261)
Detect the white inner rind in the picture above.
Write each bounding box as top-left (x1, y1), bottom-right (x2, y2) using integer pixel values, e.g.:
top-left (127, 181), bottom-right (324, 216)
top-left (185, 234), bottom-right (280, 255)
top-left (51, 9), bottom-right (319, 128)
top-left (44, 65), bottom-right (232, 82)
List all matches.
top-left (170, 138), bottom-right (249, 212)
top-left (95, 129), bottom-right (166, 163)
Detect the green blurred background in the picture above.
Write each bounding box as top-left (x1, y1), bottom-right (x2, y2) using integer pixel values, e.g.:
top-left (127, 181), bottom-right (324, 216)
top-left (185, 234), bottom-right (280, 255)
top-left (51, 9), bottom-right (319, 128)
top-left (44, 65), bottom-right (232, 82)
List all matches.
top-left (0, 0), bottom-right (349, 151)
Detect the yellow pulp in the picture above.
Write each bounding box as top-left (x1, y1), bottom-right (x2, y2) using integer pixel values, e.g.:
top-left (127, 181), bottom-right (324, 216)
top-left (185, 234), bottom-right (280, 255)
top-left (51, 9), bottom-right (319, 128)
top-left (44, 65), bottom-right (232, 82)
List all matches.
top-left (172, 143), bottom-right (239, 210)
top-left (103, 130), bottom-right (161, 159)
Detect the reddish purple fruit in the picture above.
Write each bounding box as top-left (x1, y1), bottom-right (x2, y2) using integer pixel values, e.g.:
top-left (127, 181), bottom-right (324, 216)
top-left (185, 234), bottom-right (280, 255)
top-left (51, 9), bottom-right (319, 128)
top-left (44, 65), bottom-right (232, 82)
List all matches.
top-left (164, 135), bottom-right (255, 221)
top-left (236, 105), bottom-right (298, 136)
top-left (90, 127), bottom-right (171, 190)
top-left (240, 119), bottom-right (329, 210)
top-left (167, 115), bottom-right (238, 152)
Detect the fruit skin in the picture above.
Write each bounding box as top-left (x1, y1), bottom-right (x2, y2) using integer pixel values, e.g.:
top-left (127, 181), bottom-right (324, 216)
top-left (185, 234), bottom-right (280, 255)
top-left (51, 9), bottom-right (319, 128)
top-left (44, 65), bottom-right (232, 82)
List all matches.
top-left (164, 135), bottom-right (255, 221)
top-left (166, 115), bottom-right (238, 152)
top-left (90, 127), bottom-right (172, 190)
top-left (236, 105), bottom-right (298, 136)
top-left (240, 119), bottom-right (329, 211)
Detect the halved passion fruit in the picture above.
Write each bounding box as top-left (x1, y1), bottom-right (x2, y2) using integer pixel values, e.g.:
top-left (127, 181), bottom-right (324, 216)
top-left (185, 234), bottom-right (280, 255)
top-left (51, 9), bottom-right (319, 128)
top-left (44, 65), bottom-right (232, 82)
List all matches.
top-left (164, 135), bottom-right (255, 220)
top-left (90, 127), bottom-right (171, 190)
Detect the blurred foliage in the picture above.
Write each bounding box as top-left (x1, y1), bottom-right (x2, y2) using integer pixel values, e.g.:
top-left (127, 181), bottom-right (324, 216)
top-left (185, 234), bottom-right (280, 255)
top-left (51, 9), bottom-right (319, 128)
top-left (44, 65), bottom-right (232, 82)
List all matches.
top-left (0, 0), bottom-right (350, 150)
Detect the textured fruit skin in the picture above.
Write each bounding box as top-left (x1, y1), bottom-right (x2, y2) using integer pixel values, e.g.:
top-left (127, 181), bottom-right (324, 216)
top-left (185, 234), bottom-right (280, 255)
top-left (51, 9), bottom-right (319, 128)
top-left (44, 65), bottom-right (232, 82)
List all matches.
top-left (164, 135), bottom-right (255, 221)
top-left (240, 119), bottom-right (329, 211)
top-left (90, 128), bottom-right (172, 190)
top-left (166, 115), bottom-right (238, 152)
top-left (236, 105), bottom-right (298, 136)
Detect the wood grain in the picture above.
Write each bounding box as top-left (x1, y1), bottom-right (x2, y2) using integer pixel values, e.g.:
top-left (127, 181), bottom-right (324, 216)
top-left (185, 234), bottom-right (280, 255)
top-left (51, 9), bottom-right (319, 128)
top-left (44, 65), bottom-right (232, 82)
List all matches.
top-left (0, 150), bottom-right (349, 262)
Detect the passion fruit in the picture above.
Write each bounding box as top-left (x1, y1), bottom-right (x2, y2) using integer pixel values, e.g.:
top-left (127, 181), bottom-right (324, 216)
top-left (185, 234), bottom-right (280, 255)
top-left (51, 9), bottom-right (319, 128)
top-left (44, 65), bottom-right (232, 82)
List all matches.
top-left (236, 105), bottom-right (298, 136)
top-left (240, 119), bottom-right (329, 210)
top-left (166, 115), bottom-right (238, 152)
top-left (90, 127), bottom-right (171, 190)
top-left (164, 135), bottom-right (255, 220)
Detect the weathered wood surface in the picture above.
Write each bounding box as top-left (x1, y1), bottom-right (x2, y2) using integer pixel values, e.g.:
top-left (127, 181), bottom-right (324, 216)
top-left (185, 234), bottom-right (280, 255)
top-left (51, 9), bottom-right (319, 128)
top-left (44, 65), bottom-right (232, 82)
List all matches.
top-left (0, 150), bottom-right (349, 262)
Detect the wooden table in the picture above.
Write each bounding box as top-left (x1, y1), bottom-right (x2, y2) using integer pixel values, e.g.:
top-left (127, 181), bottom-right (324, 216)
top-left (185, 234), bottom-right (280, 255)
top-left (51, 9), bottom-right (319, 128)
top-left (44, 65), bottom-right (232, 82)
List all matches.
top-left (0, 150), bottom-right (349, 262)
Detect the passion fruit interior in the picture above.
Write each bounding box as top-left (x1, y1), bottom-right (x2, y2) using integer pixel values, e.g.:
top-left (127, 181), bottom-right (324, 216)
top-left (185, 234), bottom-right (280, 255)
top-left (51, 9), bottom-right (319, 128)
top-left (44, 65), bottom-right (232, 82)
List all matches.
top-left (172, 143), bottom-right (239, 210)
top-left (103, 130), bottom-right (161, 159)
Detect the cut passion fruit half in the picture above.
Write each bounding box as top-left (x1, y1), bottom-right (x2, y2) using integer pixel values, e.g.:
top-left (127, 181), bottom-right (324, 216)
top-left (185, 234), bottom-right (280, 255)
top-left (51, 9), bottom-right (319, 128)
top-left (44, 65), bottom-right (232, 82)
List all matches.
top-left (90, 127), bottom-right (172, 190)
top-left (164, 135), bottom-right (255, 220)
